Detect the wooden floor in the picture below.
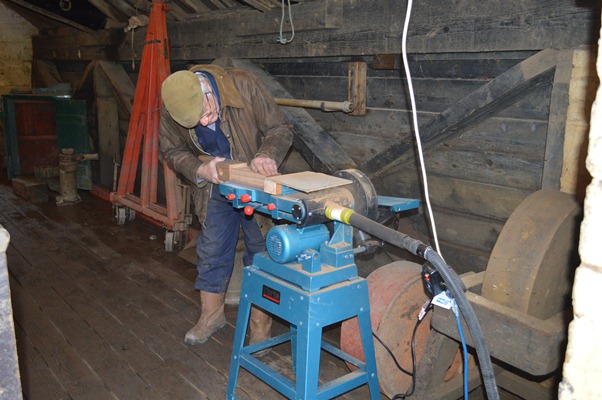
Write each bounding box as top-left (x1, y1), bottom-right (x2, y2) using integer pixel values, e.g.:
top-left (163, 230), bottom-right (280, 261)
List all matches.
top-left (1, 181), bottom-right (386, 400)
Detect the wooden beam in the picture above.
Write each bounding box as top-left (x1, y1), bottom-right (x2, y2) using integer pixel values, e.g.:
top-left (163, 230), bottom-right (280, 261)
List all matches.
top-left (238, 0), bottom-right (273, 12)
top-left (32, 60), bottom-right (62, 88)
top-left (87, 0), bottom-right (129, 24)
top-left (219, 58), bottom-right (357, 174)
top-left (542, 49), bottom-right (574, 190)
top-left (94, 65), bottom-right (121, 189)
top-left (4, 0), bottom-right (96, 33)
top-left (102, 0), bottom-right (138, 19)
top-left (176, 0), bottom-right (212, 14)
top-left (360, 49), bottom-right (560, 177)
top-left (95, 61), bottom-right (136, 116)
top-left (348, 62), bottom-right (366, 116)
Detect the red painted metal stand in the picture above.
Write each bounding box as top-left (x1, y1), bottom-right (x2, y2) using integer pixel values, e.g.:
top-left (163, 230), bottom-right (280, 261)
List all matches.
top-left (110, 1), bottom-right (191, 251)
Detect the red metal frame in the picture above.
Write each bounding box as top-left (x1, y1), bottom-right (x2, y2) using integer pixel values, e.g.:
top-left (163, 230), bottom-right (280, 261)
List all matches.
top-left (111, 1), bottom-right (189, 233)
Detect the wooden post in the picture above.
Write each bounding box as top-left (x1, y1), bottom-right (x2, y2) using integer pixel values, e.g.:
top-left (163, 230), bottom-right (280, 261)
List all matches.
top-left (348, 61), bottom-right (367, 116)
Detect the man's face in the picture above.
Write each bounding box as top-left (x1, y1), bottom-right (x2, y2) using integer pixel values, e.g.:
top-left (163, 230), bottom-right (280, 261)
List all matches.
top-left (199, 85), bottom-right (219, 127)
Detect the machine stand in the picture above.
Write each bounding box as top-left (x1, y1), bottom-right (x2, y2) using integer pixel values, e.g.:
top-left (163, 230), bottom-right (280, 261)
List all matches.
top-left (226, 266), bottom-right (380, 400)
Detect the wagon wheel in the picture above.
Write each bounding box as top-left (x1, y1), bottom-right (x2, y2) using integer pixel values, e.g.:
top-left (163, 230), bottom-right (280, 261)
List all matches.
top-left (340, 261), bottom-right (460, 397)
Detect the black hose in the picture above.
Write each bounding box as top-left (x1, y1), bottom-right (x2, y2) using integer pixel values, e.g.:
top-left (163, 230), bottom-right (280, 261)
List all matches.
top-left (345, 211), bottom-right (500, 400)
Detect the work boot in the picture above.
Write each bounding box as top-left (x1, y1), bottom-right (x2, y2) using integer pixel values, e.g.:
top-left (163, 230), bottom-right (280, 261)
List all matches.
top-left (248, 306), bottom-right (273, 357)
top-left (184, 291), bottom-right (227, 345)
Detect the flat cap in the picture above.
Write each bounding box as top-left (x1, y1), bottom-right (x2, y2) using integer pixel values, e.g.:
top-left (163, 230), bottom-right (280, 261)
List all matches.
top-left (161, 70), bottom-right (204, 128)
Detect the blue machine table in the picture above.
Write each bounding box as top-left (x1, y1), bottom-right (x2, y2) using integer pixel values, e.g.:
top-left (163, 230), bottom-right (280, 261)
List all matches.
top-left (221, 169), bottom-right (419, 400)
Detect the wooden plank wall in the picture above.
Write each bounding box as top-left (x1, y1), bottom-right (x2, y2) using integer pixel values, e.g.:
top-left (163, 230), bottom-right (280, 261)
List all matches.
top-left (260, 51), bottom-right (560, 273)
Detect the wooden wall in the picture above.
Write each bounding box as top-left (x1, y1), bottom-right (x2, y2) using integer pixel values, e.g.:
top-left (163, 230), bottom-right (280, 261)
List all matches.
top-left (26, 0), bottom-right (601, 274)
top-left (257, 49), bottom-right (579, 273)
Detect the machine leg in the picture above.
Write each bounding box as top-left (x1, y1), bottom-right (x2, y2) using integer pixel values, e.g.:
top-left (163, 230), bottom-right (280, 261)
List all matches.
top-left (295, 324), bottom-right (323, 399)
top-left (357, 312), bottom-right (381, 399)
top-left (290, 324), bottom-right (297, 375)
top-left (226, 296), bottom-right (252, 400)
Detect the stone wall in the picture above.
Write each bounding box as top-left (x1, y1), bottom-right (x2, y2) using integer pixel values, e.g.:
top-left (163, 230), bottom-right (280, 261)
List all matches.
top-left (0, 2), bottom-right (37, 95)
top-left (559, 15), bottom-right (602, 400)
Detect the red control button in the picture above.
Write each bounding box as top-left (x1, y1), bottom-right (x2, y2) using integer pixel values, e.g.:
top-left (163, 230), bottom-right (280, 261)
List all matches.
top-left (267, 203), bottom-right (276, 211)
top-left (226, 193), bottom-right (236, 201)
top-left (240, 194), bottom-right (251, 203)
top-left (244, 206), bottom-right (254, 216)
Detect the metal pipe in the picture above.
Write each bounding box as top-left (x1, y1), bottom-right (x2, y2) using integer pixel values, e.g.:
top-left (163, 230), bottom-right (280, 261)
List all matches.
top-left (275, 98), bottom-right (355, 113)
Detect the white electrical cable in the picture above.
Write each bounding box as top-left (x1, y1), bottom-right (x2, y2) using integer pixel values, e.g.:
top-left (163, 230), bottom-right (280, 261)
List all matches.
top-left (278, 0), bottom-right (295, 44)
top-left (401, 0), bottom-right (442, 256)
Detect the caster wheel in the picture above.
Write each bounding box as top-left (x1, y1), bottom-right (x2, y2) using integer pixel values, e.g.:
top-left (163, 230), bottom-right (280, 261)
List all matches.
top-left (164, 230), bottom-right (180, 252)
top-left (116, 207), bottom-right (127, 225)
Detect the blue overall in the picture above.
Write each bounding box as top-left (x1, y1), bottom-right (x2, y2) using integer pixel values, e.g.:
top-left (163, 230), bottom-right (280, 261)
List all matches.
top-left (193, 71), bottom-right (267, 293)
top-left (195, 187), bottom-right (266, 292)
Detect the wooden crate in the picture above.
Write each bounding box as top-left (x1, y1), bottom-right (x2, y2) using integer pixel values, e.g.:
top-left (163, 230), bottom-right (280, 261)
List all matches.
top-left (12, 176), bottom-right (49, 204)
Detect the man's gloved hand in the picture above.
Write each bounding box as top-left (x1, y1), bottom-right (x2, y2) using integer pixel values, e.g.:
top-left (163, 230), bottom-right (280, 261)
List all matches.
top-left (196, 156), bottom-right (225, 184)
top-left (250, 157), bottom-right (278, 176)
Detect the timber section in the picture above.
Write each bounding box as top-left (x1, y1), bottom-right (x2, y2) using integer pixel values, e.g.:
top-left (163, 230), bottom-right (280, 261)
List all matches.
top-left (0, 183), bottom-right (381, 400)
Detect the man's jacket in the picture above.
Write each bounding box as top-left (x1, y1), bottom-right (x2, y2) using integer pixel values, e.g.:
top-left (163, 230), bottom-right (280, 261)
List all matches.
top-left (159, 64), bottom-right (293, 224)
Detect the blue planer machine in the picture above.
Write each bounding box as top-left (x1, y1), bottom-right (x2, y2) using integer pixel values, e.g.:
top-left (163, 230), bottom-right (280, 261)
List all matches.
top-left (221, 169), bottom-right (419, 400)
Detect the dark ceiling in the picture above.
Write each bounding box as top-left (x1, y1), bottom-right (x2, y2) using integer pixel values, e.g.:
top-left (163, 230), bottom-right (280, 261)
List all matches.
top-left (1, 0), bottom-right (290, 32)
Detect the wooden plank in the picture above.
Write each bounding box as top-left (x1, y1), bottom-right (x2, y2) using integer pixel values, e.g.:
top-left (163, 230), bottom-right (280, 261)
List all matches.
top-left (9, 276), bottom-right (111, 400)
top-left (13, 324), bottom-right (68, 400)
top-left (199, 156), bottom-right (283, 193)
top-left (431, 208), bottom-right (504, 254)
top-left (377, 166), bottom-right (534, 220)
top-left (268, 171), bottom-right (351, 192)
top-left (431, 292), bottom-right (567, 376)
top-left (496, 369), bottom-right (557, 400)
top-left (424, 146), bottom-right (544, 190)
top-left (360, 49), bottom-right (560, 177)
top-left (222, 58), bottom-right (357, 173)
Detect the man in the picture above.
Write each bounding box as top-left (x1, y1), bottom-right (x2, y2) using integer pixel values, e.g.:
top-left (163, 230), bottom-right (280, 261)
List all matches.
top-left (159, 64), bottom-right (293, 346)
